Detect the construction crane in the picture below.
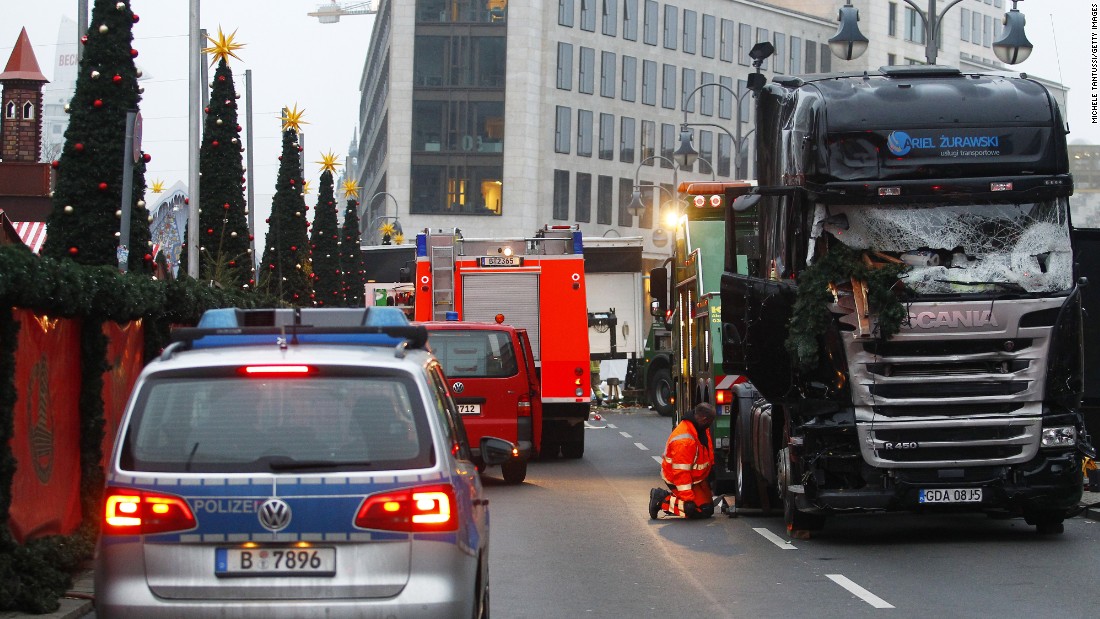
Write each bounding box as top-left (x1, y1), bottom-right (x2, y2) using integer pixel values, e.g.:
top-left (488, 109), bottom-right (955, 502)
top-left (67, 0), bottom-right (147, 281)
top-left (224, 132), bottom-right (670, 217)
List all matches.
top-left (307, 1), bottom-right (376, 24)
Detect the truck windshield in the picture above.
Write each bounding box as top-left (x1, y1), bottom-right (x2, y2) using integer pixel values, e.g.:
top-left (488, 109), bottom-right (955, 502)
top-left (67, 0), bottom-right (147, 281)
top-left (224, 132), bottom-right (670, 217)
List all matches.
top-left (812, 198), bottom-right (1073, 296)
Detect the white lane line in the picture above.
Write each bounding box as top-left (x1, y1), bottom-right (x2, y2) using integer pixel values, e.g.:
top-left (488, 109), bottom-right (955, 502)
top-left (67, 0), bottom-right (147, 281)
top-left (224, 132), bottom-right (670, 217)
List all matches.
top-left (826, 574), bottom-right (895, 609)
top-left (753, 527), bottom-right (798, 550)
top-left (652, 455), bottom-right (662, 464)
top-left (620, 431), bottom-right (632, 438)
top-left (634, 442), bottom-right (649, 451)
top-left (606, 423), bottom-right (617, 429)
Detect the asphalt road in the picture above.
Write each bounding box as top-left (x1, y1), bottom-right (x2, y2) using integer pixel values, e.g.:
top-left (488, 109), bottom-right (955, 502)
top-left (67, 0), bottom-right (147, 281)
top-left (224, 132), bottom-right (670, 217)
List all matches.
top-left (483, 408), bottom-right (1100, 619)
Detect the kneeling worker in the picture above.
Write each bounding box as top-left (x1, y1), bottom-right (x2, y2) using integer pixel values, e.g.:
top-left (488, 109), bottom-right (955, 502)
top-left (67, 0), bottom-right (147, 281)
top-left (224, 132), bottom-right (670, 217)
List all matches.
top-left (649, 402), bottom-right (716, 519)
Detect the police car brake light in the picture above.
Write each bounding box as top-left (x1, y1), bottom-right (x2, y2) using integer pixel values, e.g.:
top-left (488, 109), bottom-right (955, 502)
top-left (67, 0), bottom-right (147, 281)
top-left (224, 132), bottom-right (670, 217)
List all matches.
top-left (355, 484), bottom-right (458, 532)
top-left (103, 487), bottom-right (197, 536)
top-left (239, 365), bottom-right (315, 376)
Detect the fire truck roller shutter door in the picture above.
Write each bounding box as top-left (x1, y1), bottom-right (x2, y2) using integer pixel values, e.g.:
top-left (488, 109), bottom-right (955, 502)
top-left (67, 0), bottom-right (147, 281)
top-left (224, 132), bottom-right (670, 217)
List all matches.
top-left (462, 272), bottom-right (541, 362)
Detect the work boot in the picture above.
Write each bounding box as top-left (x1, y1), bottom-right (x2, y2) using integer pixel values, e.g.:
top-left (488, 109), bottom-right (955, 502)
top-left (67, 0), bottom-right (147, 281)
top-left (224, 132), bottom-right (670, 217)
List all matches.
top-left (649, 488), bottom-right (670, 520)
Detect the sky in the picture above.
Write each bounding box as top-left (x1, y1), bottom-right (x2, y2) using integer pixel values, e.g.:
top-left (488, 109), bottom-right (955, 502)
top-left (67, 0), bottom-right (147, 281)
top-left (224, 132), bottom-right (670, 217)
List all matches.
top-left (2, 0), bottom-right (1097, 242)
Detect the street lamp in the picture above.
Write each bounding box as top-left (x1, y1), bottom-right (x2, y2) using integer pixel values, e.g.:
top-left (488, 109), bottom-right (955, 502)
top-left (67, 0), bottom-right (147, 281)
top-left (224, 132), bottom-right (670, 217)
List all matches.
top-left (828, 0), bottom-right (1032, 66)
top-left (676, 42), bottom-right (773, 179)
top-left (368, 216), bottom-right (402, 245)
top-left (365, 191), bottom-right (401, 244)
top-left (627, 154), bottom-right (683, 248)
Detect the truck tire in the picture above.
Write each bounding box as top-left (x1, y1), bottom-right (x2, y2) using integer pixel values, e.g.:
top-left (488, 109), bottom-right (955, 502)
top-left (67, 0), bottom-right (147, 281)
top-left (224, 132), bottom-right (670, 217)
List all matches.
top-left (501, 459), bottom-right (527, 484)
top-left (648, 367), bottom-right (675, 417)
top-left (734, 408), bottom-right (761, 509)
top-left (777, 418), bottom-right (825, 534)
top-left (1025, 511), bottom-right (1066, 535)
top-left (561, 422), bottom-right (585, 459)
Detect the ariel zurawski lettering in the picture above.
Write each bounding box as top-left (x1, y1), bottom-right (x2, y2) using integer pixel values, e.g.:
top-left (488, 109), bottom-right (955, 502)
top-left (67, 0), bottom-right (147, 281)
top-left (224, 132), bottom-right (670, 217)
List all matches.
top-left (938, 135), bottom-right (999, 148)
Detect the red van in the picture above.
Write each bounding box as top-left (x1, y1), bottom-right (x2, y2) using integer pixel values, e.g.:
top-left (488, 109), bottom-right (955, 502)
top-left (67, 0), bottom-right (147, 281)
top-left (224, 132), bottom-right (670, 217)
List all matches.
top-left (421, 321), bottom-right (542, 483)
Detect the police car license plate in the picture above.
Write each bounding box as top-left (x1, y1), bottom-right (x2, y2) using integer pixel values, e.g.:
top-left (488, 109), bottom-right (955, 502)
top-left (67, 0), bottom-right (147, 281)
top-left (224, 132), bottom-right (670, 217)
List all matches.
top-left (215, 547), bottom-right (336, 576)
top-left (919, 488), bottom-right (982, 503)
top-left (457, 404), bottom-right (481, 415)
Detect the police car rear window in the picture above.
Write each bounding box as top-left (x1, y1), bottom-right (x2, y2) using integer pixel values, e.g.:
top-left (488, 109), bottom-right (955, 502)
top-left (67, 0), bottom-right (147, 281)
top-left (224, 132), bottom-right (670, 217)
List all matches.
top-left (120, 374), bottom-right (434, 473)
top-left (427, 330), bottom-right (518, 378)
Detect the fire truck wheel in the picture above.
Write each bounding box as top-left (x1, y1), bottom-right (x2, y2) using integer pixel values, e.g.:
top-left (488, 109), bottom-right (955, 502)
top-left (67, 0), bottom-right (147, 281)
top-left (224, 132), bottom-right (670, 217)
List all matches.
top-left (501, 459), bottom-right (527, 484)
top-left (561, 423), bottom-right (585, 459)
top-left (649, 367), bottom-right (675, 417)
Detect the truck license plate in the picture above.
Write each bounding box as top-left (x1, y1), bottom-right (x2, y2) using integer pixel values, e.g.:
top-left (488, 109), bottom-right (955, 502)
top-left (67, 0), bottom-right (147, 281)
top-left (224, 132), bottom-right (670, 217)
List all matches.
top-left (457, 404), bottom-right (481, 415)
top-left (215, 547), bottom-right (335, 576)
top-left (919, 488), bottom-right (982, 504)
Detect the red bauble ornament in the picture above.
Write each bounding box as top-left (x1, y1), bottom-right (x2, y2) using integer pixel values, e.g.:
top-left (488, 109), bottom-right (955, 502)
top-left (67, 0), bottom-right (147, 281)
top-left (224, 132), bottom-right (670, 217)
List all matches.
top-left (269, 264), bottom-right (275, 270)
top-left (236, 125), bottom-right (242, 131)
top-left (112, 74), bottom-right (122, 83)
top-left (51, 160), bottom-right (60, 169)
top-left (211, 140), bottom-right (219, 147)
top-left (98, 182), bottom-right (108, 191)
top-left (68, 247), bottom-right (79, 255)
top-left (144, 253), bottom-right (152, 261)
top-left (249, 234), bottom-right (254, 240)
top-left (297, 146), bottom-right (303, 152)
top-left (142, 153), bottom-right (151, 162)
top-left (130, 48), bottom-right (138, 58)
top-left (278, 156), bottom-right (282, 161)
top-left (93, 99), bottom-right (103, 108)
top-left (184, 198), bottom-right (190, 204)
top-left (132, 14), bottom-right (140, 23)
top-left (290, 245), bottom-right (297, 251)
top-left (80, 35), bottom-right (88, 45)
top-left (218, 75), bottom-right (226, 82)
top-left (223, 202), bottom-right (230, 209)
top-left (206, 228), bottom-right (214, 235)
top-left (289, 179), bottom-right (295, 185)
top-left (229, 260), bottom-right (237, 267)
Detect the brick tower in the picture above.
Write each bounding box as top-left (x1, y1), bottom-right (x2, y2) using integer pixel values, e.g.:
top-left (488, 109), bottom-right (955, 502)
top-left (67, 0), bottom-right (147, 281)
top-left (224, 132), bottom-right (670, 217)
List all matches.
top-left (0, 27), bottom-right (51, 221)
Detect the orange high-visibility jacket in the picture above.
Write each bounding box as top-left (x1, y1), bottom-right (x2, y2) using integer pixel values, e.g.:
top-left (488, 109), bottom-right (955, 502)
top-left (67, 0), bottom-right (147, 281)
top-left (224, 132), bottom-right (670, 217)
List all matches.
top-left (660, 419), bottom-right (714, 505)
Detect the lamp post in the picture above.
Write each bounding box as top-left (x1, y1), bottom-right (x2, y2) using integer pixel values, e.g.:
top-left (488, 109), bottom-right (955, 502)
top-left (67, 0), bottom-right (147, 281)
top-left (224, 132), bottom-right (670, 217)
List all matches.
top-left (828, 0), bottom-right (1032, 65)
top-left (675, 42), bottom-right (774, 179)
top-left (368, 216), bottom-right (402, 245)
top-left (365, 191), bottom-right (400, 244)
top-left (627, 155), bottom-right (682, 248)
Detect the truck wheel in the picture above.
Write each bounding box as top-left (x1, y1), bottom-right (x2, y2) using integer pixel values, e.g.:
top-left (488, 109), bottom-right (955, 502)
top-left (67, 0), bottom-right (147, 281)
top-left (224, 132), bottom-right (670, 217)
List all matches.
top-left (1025, 511), bottom-right (1065, 535)
top-left (561, 422), bottom-right (585, 459)
top-left (649, 367), bottom-right (675, 417)
top-left (501, 459), bottom-right (527, 484)
top-left (734, 409), bottom-right (760, 509)
top-left (777, 441), bottom-right (825, 534)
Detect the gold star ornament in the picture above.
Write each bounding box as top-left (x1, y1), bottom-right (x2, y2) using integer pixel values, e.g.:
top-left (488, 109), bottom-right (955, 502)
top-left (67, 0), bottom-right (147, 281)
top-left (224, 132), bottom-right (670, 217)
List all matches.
top-left (341, 179), bottom-right (360, 199)
top-left (150, 179), bottom-right (166, 193)
top-left (202, 27), bottom-right (245, 65)
top-left (316, 151), bottom-right (342, 174)
top-left (302, 180), bottom-right (312, 195)
top-left (281, 103), bottom-right (308, 132)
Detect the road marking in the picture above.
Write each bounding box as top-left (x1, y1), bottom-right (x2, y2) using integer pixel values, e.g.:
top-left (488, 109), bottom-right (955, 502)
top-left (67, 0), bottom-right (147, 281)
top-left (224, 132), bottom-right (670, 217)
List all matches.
top-left (619, 431), bottom-right (632, 438)
top-left (634, 442), bottom-right (649, 450)
top-left (753, 527), bottom-right (797, 550)
top-left (826, 574), bottom-right (895, 609)
top-left (606, 423), bottom-right (617, 429)
top-left (652, 455), bottom-right (662, 464)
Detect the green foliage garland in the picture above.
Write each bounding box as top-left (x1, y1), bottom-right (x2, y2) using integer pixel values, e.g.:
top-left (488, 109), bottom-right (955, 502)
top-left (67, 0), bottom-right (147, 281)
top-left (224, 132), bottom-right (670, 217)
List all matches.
top-left (786, 244), bottom-right (908, 370)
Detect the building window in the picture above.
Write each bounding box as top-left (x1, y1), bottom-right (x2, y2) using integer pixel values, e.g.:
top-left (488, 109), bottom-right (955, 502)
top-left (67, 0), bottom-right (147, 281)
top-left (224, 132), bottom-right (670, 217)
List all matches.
top-left (773, 32), bottom-right (786, 73)
top-left (717, 133), bottom-right (731, 177)
top-left (623, 0), bottom-right (638, 41)
top-left (580, 0), bottom-right (596, 31)
top-left (619, 177), bottom-right (640, 228)
top-left (559, 0), bottom-right (575, 27)
top-left (700, 72), bottom-right (715, 116)
top-left (602, 0), bottom-right (618, 36)
top-left (663, 4), bottom-right (678, 50)
top-left (553, 169), bottom-right (570, 220)
top-left (820, 42), bottom-right (831, 72)
top-left (699, 130), bottom-right (714, 176)
top-left (756, 28), bottom-right (770, 70)
top-left (557, 42), bottom-right (573, 90)
top-left (643, 0), bottom-right (658, 45)
top-left (622, 56), bottom-right (637, 102)
top-left (718, 75), bottom-right (733, 119)
top-left (738, 23), bottom-right (751, 66)
top-left (682, 9), bottom-right (697, 55)
top-left (597, 175), bottom-right (613, 224)
top-left (21, 101), bottom-right (34, 120)
top-left (579, 47), bottom-right (595, 94)
top-left (578, 109), bottom-right (594, 157)
top-left (972, 12), bottom-right (981, 45)
top-left (702, 14), bottom-right (716, 58)
top-left (4, 100), bottom-right (15, 119)
top-left (905, 7), bottom-right (925, 44)
top-left (789, 36), bottom-right (802, 74)
top-left (555, 106), bottom-right (571, 153)
top-left (960, 8), bottom-right (969, 42)
top-left (641, 59), bottom-right (657, 105)
top-left (600, 51), bottom-right (616, 97)
top-left (738, 79), bottom-right (749, 122)
top-left (410, 99), bottom-right (504, 154)
top-left (641, 119), bottom-right (656, 163)
top-left (681, 68), bottom-right (696, 112)
top-left (576, 172), bottom-right (592, 222)
top-left (409, 164), bottom-right (504, 215)
top-left (889, 2), bottom-right (897, 37)
top-left (888, 52), bottom-right (897, 66)
top-left (620, 116), bottom-right (636, 163)
top-left (805, 39), bottom-right (817, 73)
top-left (660, 122), bottom-right (675, 168)
top-left (983, 14), bottom-right (993, 47)
top-left (661, 64), bottom-right (677, 109)
top-left (599, 113), bottom-right (614, 160)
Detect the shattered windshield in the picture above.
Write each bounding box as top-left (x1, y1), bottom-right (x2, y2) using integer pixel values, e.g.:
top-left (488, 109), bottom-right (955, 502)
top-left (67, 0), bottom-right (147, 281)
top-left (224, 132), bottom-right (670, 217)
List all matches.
top-left (811, 199), bottom-right (1073, 295)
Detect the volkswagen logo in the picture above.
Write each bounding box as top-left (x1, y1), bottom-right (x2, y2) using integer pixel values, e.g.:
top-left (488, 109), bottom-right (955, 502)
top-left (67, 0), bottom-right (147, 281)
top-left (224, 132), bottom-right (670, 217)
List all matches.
top-left (258, 499), bottom-right (291, 531)
top-left (452, 381), bottom-right (465, 394)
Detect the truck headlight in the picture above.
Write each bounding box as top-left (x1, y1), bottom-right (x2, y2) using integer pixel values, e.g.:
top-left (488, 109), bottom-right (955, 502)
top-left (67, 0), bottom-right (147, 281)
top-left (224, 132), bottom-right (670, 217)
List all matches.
top-left (1040, 426), bottom-right (1075, 447)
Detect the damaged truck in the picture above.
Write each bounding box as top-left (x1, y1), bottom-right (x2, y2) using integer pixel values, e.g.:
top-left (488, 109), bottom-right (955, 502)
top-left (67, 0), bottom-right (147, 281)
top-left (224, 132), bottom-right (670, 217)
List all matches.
top-left (721, 65), bottom-right (1095, 534)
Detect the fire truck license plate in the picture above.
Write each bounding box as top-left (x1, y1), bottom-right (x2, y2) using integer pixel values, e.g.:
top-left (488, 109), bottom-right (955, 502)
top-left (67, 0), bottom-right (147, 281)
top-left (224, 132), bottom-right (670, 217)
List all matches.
top-left (919, 488), bottom-right (982, 503)
top-left (480, 256), bottom-right (522, 267)
top-left (215, 547), bottom-right (335, 576)
top-left (457, 404), bottom-right (481, 415)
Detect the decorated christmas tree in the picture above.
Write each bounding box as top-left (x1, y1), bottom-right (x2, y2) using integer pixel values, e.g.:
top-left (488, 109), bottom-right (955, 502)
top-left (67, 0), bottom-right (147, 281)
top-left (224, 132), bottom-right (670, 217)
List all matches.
top-left (42, 0), bottom-right (152, 272)
top-left (179, 28), bottom-right (252, 288)
top-left (340, 180), bottom-right (366, 307)
top-left (309, 154), bottom-right (343, 306)
top-left (257, 105), bottom-right (312, 305)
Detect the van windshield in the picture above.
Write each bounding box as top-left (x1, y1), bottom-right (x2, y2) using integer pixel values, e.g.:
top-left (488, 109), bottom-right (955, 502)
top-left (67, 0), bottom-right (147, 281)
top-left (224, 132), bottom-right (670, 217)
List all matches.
top-left (812, 198), bottom-right (1073, 296)
top-left (428, 330), bottom-right (518, 378)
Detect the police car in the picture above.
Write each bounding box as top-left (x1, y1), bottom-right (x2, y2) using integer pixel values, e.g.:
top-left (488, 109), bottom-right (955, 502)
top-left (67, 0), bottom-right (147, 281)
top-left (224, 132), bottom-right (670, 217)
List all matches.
top-left (95, 307), bottom-right (514, 618)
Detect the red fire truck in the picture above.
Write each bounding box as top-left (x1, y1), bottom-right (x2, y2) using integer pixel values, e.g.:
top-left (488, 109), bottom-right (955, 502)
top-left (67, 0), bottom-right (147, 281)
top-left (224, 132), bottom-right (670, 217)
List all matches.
top-left (413, 225), bottom-right (591, 458)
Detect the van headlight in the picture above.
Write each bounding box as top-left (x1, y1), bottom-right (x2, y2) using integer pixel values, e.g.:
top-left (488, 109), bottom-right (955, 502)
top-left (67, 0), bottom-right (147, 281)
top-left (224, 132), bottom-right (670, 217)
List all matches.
top-left (1040, 426), bottom-right (1075, 447)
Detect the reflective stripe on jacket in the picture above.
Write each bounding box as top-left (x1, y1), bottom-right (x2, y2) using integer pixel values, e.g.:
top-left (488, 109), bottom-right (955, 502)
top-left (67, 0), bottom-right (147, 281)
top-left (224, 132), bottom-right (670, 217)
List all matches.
top-left (660, 420), bottom-right (714, 503)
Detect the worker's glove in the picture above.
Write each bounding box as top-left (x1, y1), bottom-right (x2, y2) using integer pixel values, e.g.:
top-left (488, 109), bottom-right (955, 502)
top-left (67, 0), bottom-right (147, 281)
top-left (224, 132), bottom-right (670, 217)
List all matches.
top-left (682, 500), bottom-right (714, 520)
